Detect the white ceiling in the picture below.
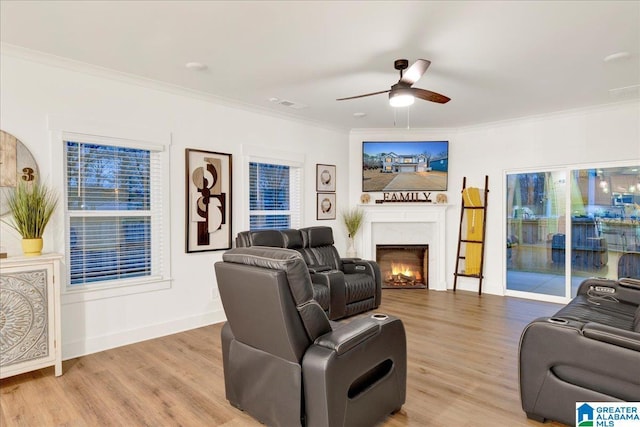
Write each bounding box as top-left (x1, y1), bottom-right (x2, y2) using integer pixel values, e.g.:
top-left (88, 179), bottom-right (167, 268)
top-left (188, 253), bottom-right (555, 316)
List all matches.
top-left (1, 1), bottom-right (639, 129)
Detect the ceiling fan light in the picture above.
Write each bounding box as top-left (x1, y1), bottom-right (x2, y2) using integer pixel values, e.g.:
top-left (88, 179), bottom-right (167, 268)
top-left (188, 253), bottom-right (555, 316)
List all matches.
top-left (389, 93), bottom-right (415, 107)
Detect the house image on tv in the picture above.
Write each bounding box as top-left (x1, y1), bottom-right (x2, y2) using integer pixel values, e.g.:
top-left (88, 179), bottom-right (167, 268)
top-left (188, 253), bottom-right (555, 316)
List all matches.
top-left (380, 152), bottom-right (447, 173)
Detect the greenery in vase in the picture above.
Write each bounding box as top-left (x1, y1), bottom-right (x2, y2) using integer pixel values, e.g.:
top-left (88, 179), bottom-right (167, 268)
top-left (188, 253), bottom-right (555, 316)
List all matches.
top-left (341, 207), bottom-right (365, 238)
top-left (3, 180), bottom-right (58, 239)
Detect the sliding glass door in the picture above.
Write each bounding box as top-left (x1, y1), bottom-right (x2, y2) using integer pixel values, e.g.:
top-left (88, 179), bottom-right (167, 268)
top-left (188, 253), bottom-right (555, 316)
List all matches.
top-left (505, 164), bottom-right (639, 301)
top-left (506, 170), bottom-right (567, 298)
top-left (570, 166), bottom-right (640, 294)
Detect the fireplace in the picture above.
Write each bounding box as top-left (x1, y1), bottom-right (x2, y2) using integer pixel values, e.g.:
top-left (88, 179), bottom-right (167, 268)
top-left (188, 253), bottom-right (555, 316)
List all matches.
top-left (357, 203), bottom-right (448, 291)
top-left (376, 244), bottom-right (428, 289)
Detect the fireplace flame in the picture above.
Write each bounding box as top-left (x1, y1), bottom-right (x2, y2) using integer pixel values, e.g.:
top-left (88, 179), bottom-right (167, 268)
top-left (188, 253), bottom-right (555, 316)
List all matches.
top-left (390, 263), bottom-right (422, 281)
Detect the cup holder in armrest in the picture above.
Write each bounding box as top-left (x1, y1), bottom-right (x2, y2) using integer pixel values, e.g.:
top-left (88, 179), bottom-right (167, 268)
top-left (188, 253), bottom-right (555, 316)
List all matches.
top-left (548, 317), bottom-right (569, 325)
top-left (371, 313), bottom-right (389, 321)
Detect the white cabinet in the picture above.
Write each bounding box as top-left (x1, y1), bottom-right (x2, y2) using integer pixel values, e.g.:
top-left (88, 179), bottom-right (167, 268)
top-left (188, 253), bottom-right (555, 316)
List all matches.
top-left (0, 253), bottom-right (62, 378)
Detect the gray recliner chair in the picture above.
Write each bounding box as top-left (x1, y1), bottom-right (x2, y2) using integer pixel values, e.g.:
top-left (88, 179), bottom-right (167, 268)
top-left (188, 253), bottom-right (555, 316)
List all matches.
top-left (300, 226), bottom-right (382, 318)
top-left (235, 229), bottom-right (331, 315)
top-left (519, 277), bottom-right (640, 425)
top-left (215, 247), bottom-right (406, 427)
top-left (235, 227), bottom-right (382, 320)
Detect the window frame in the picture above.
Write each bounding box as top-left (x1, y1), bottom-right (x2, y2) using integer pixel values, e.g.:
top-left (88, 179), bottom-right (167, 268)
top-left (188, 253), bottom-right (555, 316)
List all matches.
top-left (49, 116), bottom-right (172, 304)
top-left (249, 162), bottom-right (301, 231)
top-left (242, 145), bottom-right (304, 233)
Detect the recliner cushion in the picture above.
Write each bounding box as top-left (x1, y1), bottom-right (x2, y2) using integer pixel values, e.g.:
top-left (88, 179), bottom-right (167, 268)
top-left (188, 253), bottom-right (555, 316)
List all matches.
top-left (306, 245), bottom-right (341, 270)
top-left (345, 273), bottom-right (377, 304)
top-left (222, 247), bottom-right (333, 340)
top-left (250, 230), bottom-right (285, 247)
top-left (553, 294), bottom-right (636, 331)
top-left (634, 306), bottom-right (640, 332)
top-left (235, 231), bottom-right (252, 247)
top-left (223, 247), bottom-right (312, 304)
top-left (281, 229), bottom-right (304, 249)
top-left (302, 226), bottom-right (335, 247)
top-left (312, 283), bottom-right (330, 311)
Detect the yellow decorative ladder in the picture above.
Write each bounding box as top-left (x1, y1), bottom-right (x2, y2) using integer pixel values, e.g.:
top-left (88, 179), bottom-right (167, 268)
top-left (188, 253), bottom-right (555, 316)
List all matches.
top-left (454, 175), bottom-right (489, 295)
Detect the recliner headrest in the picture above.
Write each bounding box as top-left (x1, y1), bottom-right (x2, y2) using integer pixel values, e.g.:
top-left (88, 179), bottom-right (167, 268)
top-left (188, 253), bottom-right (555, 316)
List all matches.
top-left (281, 229), bottom-right (304, 249)
top-left (235, 231), bottom-right (252, 248)
top-left (301, 226), bottom-right (334, 247)
top-left (222, 247), bottom-right (312, 305)
top-left (250, 230), bottom-right (285, 247)
top-left (222, 247), bottom-right (332, 340)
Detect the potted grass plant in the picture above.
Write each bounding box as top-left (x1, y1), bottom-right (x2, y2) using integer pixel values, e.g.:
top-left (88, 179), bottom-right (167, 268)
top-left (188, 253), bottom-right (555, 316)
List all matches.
top-left (3, 180), bottom-right (58, 256)
top-left (341, 207), bottom-right (365, 257)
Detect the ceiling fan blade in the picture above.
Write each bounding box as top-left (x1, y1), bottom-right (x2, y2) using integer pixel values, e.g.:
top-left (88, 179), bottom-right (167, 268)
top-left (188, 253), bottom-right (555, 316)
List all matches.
top-left (399, 59), bottom-right (431, 86)
top-left (411, 87), bottom-right (451, 104)
top-left (336, 89), bottom-right (390, 101)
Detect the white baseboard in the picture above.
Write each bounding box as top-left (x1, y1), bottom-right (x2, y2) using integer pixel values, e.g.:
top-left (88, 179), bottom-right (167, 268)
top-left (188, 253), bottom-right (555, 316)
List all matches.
top-left (62, 309), bottom-right (227, 360)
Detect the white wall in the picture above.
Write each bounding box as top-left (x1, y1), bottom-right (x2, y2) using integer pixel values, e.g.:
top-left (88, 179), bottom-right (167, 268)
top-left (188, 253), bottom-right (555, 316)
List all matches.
top-left (0, 52), bottom-right (349, 359)
top-left (2, 49), bottom-right (638, 358)
top-left (349, 102), bottom-right (640, 295)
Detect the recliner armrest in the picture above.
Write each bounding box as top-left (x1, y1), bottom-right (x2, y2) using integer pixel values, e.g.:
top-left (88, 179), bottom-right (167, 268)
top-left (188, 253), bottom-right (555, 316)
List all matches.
top-left (302, 314), bottom-right (406, 427)
top-left (308, 264), bottom-right (332, 273)
top-left (343, 260), bottom-right (374, 275)
top-left (309, 270), bottom-right (347, 320)
top-left (576, 278), bottom-right (640, 305)
top-left (342, 259), bottom-right (383, 308)
top-left (341, 257), bottom-right (361, 264)
top-left (314, 317), bottom-right (381, 355)
top-left (583, 323), bottom-right (640, 352)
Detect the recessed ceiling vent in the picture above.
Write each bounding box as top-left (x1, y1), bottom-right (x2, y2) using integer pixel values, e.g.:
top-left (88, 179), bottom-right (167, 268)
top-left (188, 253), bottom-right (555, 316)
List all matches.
top-left (269, 97), bottom-right (307, 109)
top-left (278, 99), bottom-right (307, 109)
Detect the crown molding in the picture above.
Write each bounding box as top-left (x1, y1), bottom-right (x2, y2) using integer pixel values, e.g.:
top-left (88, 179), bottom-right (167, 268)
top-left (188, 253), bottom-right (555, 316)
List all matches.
top-left (2, 43), bottom-right (636, 136)
top-left (349, 127), bottom-right (453, 136)
top-left (456, 99), bottom-right (640, 132)
top-left (0, 43), bottom-right (349, 134)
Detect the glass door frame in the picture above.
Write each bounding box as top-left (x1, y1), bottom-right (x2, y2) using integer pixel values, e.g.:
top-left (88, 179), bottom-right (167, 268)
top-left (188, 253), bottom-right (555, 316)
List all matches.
top-left (503, 159), bottom-right (638, 303)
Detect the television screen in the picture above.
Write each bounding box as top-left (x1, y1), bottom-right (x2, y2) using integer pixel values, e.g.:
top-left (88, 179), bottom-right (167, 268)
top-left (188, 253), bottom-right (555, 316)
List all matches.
top-left (362, 141), bottom-right (449, 192)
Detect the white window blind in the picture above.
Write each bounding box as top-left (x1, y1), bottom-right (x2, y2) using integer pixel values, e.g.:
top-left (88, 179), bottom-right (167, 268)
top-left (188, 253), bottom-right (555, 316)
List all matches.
top-left (249, 162), bottom-right (301, 230)
top-left (65, 140), bottom-right (164, 287)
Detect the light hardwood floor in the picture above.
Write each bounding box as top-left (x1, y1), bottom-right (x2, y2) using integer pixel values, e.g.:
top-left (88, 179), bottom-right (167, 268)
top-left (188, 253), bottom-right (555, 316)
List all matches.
top-left (1, 290), bottom-right (568, 427)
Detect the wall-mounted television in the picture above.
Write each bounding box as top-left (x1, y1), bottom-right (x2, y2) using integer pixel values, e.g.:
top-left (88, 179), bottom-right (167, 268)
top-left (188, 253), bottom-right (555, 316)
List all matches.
top-left (362, 141), bottom-right (449, 192)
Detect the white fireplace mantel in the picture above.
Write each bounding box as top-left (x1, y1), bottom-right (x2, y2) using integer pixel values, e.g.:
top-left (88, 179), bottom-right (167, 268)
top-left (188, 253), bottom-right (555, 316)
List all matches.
top-left (357, 203), bottom-right (449, 291)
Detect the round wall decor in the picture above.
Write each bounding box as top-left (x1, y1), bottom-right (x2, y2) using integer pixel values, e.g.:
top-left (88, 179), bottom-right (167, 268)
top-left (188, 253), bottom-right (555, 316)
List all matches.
top-left (0, 130), bottom-right (40, 216)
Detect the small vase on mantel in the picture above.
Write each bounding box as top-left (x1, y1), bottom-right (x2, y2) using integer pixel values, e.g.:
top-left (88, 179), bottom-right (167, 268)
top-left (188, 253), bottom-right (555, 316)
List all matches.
top-left (342, 207), bottom-right (364, 259)
top-left (22, 238), bottom-right (43, 257)
top-left (346, 235), bottom-right (357, 258)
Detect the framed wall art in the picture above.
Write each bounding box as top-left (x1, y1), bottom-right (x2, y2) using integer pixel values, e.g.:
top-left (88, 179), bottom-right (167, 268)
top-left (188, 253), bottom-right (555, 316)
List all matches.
top-left (185, 149), bottom-right (232, 252)
top-left (316, 164), bottom-right (336, 192)
top-left (317, 193), bottom-right (336, 220)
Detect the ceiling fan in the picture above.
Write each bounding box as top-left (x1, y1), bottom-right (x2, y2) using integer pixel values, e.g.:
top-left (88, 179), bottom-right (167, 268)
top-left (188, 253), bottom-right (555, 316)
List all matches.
top-left (337, 59), bottom-right (451, 107)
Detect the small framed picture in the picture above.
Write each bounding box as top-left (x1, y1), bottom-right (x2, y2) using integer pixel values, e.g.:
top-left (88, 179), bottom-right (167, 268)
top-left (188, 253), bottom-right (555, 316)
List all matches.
top-left (316, 164), bottom-right (336, 192)
top-left (185, 148), bottom-right (232, 252)
top-left (317, 193), bottom-right (336, 220)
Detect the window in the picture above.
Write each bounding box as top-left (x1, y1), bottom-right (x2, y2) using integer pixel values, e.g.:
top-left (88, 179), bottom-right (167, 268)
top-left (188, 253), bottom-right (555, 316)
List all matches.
top-left (249, 162), bottom-right (301, 230)
top-left (64, 138), bottom-right (166, 290)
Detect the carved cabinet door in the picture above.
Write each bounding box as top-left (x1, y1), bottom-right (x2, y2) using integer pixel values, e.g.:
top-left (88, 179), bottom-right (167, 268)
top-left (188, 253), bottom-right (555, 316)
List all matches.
top-left (0, 255), bottom-right (62, 378)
